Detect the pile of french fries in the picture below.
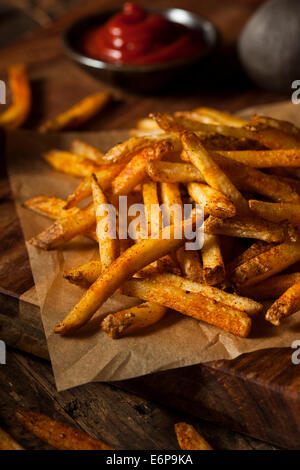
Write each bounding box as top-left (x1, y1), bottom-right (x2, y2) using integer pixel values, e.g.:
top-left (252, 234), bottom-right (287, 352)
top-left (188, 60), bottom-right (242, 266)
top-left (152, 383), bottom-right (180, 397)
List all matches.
top-left (0, 410), bottom-right (211, 451)
top-left (21, 105), bottom-right (300, 339)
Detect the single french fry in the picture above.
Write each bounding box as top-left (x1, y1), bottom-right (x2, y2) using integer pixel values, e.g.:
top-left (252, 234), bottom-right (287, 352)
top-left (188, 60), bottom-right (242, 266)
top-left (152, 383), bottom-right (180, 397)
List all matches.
top-left (251, 114), bottom-right (300, 138)
top-left (104, 133), bottom-right (181, 164)
top-left (65, 164), bottom-right (124, 208)
top-left (238, 273), bottom-right (300, 300)
top-left (265, 280), bottom-right (300, 326)
top-left (142, 180), bottom-right (162, 237)
top-left (231, 241), bottom-right (300, 287)
top-left (147, 273), bottom-right (262, 317)
top-left (122, 278), bottom-right (251, 337)
top-left (201, 234), bottom-right (225, 285)
top-left (147, 161), bottom-right (204, 183)
top-left (228, 241), bottom-right (276, 273)
top-left (160, 182), bottom-right (183, 225)
top-left (101, 302), bottom-right (167, 339)
top-left (188, 182), bottom-right (236, 219)
top-left (150, 112), bottom-right (252, 140)
top-left (218, 149), bottom-right (300, 167)
top-left (205, 215), bottom-right (295, 243)
top-left (249, 200), bottom-right (300, 226)
top-left (0, 64), bottom-right (31, 129)
top-left (91, 174), bottom-right (118, 271)
top-left (30, 202), bottom-right (96, 250)
top-left (176, 247), bottom-right (203, 282)
top-left (175, 422), bottom-right (213, 450)
top-left (54, 216), bottom-right (195, 333)
top-left (43, 150), bottom-right (101, 177)
top-left (15, 410), bottom-right (113, 450)
top-left (111, 141), bottom-right (172, 199)
top-left (70, 139), bottom-right (105, 163)
top-left (247, 122), bottom-right (300, 149)
top-left (0, 426), bottom-right (24, 450)
top-left (39, 92), bottom-right (111, 132)
top-left (182, 132), bottom-right (250, 215)
top-left (64, 260), bottom-right (102, 288)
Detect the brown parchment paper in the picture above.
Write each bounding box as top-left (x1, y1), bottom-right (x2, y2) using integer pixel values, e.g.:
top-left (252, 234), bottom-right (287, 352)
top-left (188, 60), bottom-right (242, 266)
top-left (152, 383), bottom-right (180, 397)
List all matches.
top-left (6, 101), bottom-right (300, 391)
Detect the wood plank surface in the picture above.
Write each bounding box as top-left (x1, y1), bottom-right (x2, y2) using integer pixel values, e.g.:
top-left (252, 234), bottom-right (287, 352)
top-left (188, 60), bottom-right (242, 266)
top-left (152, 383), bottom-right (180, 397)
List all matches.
top-left (0, 0), bottom-right (298, 451)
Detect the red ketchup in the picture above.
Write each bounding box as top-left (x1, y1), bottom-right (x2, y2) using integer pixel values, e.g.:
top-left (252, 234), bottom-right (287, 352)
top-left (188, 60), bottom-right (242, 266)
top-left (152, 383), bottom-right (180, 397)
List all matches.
top-left (81, 3), bottom-right (202, 65)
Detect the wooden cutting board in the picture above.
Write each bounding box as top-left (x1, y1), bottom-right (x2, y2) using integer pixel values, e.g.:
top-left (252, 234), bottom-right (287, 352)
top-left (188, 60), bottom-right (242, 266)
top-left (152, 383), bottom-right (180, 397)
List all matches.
top-left (0, 0), bottom-right (299, 450)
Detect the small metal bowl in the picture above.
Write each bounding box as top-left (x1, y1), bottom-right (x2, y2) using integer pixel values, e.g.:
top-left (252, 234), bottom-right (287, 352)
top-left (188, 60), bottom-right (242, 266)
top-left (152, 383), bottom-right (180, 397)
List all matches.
top-left (63, 8), bottom-right (219, 93)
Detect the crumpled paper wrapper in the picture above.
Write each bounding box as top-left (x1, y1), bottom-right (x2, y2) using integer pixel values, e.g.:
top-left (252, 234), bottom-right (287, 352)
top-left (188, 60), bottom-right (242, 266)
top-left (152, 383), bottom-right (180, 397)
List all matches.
top-left (6, 101), bottom-right (300, 391)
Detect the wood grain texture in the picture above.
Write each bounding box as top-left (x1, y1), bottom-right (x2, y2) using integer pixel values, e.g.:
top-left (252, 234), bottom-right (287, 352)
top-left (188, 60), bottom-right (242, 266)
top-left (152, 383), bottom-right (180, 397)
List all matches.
top-left (0, 0), bottom-right (297, 451)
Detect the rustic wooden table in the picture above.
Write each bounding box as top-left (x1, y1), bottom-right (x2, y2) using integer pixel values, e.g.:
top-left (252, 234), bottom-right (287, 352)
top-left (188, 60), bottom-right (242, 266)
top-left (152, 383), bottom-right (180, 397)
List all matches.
top-left (0, 0), bottom-right (285, 450)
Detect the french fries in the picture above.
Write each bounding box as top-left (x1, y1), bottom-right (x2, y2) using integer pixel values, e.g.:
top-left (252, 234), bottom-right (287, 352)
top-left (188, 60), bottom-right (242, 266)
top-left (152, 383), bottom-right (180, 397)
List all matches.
top-left (27, 105), bottom-right (300, 342)
top-left (91, 174), bottom-right (118, 271)
top-left (175, 423), bottom-right (213, 450)
top-left (265, 280), bottom-right (300, 326)
top-left (54, 217), bottom-right (195, 334)
top-left (101, 302), bottom-right (167, 338)
top-left (201, 234), bottom-right (225, 285)
top-left (65, 163), bottom-right (124, 208)
top-left (15, 410), bottom-right (113, 450)
top-left (0, 64), bottom-right (31, 129)
top-left (123, 278), bottom-right (251, 337)
top-left (0, 426), bottom-right (24, 450)
top-left (39, 92), bottom-right (111, 132)
top-left (182, 132), bottom-right (250, 215)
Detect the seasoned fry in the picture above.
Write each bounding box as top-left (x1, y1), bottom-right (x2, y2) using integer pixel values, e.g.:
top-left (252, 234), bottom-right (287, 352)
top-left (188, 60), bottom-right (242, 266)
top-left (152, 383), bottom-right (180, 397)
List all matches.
top-left (160, 182), bottom-right (183, 225)
top-left (142, 180), bottom-right (162, 236)
top-left (231, 241), bottom-right (300, 287)
top-left (64, 260), bottom-right (102, 288)
top-left (39, 92), bottom-right (111, 132)
top-left (247, 122), bottom-right (300, 149)
top-left (228, 241), bottom-right (276, 273)
top-left (182, 132), bottom-right (250, 215)
top-left (218, 149), bottom-right (300, 168)
top-left (0, 426), bottom-right (24, 450)
top-left (65, 164), bottom-right (124, 208)
top-left (15, 410), bottom-right (113, 450)
top-left (176, 247), bottom-right (203, 282)
top-left (101, 302), bottom-right (167, 338)
top-left (251, 114), bottom-right (300, 138)
top-left (249, 200), bottom-right (300, 226)
top-left (175, 422), bottom-right (213, 450)
top-left (238, 273), bottom-right (300, 300)
top-left (30, 202), bottom-right (96, 249)
top-left (43, 150), bottom-right (101, 177)
top-left (147, 159), bottom-right (300, 203)
top-left (111, 141), bottom-right (172, 199)
top-left (201, 234), bottom-right (225, 285)
top-left (0, 64), bottom-right (31, 129)
top-left (54, 217), bottom-right (195, 333)
top-left (91, 174), bottom-right (118, 271)
top-left (24, 196), bottom-right (78, 220)
top-left (188, 182), bottom-right (236, 219)
top-left (70, 139), bottom-right (105, 163)
top-left (265, 280), bottom-right (300, 326)
top-left (205, 215), bottom-right (295, 243)
top-left (123, 278), bottom-right (251, 337)
top-left (147, 273), bottom-right (262, 316)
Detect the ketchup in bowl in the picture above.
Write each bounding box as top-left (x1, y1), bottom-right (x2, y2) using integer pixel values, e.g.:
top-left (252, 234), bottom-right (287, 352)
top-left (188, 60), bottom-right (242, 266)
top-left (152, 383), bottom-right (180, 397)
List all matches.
top-left (81, 2), bottom-right (204, 65)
